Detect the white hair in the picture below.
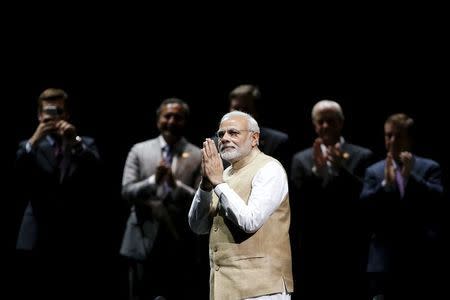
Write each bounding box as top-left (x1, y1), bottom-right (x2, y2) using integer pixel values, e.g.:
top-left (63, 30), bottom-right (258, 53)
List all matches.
top-left (220, 111), bottom-right (260, 133)
top-left (311, 100), bottom-right (344, 121)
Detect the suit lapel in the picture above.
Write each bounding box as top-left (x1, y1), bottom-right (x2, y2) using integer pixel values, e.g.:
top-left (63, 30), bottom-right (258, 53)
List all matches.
top-left (340, 143), bottom-right (352, 170)
top-left (172, 141), bottom-right (192, 178)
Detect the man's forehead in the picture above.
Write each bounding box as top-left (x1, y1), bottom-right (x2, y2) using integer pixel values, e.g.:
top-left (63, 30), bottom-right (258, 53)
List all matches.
top-left (42, 99), bottom-right (64, 106)
top-left (316, 108), bottom-right (339, 118)
top-left (220, 116), bottom-right (247, 128)
top-left (162, 103), bottom-right (183, 112)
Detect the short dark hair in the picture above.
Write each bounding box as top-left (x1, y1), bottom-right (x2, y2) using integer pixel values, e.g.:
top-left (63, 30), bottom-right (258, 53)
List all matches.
top-left (38, 88), bottom-right (68, 112)
top-left (156, 98), bottom-right (190, 119)
top-left (228, 84), bottom-right (261, 102)
top-left (385, 113), bottom-right (415, 137)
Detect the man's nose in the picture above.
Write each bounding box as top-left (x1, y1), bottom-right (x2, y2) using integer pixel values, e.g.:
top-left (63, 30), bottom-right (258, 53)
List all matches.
top-left (167, 116), bottom-right (177, 124)
top-left (221, 132), bottom-right (231, 141)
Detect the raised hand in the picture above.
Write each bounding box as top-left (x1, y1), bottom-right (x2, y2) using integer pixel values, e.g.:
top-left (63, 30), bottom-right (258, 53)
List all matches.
top-left (55, 120), bottom-right (77, 141)
top-left (202, 138), bottom-right (224, 187)
top-left (29, 119), bottom-right (57, 146)
top-left (313, 138), bottom-right (327, 171)
top-left (155, 160), bottom-right (171, 185)
top-left (384, 152), bottom-right (396, 186)
top-left (327, 142), bottom-right (345, 168)
top-left (200, 154), bottom-right (214, 191)
top-left (399, 151), bottom-right (413, 179)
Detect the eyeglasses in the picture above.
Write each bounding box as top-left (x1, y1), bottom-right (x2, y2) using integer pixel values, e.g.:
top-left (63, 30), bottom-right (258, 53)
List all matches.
top-left (216, 128), bottom-right (254, 139)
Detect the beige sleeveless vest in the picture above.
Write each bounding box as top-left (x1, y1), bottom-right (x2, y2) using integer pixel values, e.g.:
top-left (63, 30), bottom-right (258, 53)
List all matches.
top-left (209, 150), bottom-right (293, 300)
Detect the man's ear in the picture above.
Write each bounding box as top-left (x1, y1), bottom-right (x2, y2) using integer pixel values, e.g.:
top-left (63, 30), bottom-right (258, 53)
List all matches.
top-left (252, 132), bottom-right (260, 147)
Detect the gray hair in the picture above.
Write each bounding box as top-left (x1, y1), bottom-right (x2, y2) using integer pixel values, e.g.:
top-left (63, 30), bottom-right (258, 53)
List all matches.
top-left (229, 84), bottom-right (261, 101)
top-left (220, 111), bottom-right (260, 133)
top-left (311, 100), bottom-right (344, 121)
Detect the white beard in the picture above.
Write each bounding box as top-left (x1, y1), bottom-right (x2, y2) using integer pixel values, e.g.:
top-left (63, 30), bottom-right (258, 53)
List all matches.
top-left (220, 148), bottom-right (240, 162)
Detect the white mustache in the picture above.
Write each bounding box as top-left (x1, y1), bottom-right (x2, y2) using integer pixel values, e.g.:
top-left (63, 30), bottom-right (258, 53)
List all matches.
top-left (219, 144), bottom-right (236, 152)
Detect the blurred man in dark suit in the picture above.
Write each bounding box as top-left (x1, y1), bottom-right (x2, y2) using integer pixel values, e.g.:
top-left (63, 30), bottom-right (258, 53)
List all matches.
top-left (291, 99), bottom-right (373, 299)
top-left (361, 113), bottom-right (444, 300)
top-left (15, 88), bottom-right (102, 299)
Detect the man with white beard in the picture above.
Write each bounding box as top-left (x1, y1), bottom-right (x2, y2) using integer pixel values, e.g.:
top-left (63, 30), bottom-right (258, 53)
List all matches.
top-left (188, 111), bottom-right (294, 299)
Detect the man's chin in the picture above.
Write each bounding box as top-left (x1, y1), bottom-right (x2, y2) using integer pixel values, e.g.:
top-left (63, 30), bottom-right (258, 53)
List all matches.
top-left (163, 131), bottom-right (182, 140)
top-left (220, 150), bottom-right (240, 162)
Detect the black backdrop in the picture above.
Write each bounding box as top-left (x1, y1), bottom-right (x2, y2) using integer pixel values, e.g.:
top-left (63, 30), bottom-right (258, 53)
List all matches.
top-left (2, 20), bottom-right (448, 298)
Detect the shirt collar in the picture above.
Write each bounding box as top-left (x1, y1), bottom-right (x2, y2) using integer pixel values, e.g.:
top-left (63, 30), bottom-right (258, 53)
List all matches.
top-left (46, 135), bottom-right (56, 147)
top-left (158, 135), bottom-right (186, 153)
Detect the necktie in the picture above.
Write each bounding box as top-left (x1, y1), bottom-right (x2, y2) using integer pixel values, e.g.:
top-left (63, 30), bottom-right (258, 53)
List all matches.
top-left (161, 145), bottom-right (174, 196)
top-left (395, 168), bottom-right (405, 198)
top-left (54, 143), bottom-right (69, 182)
top-left (54, 143), bottom-right (63, 165)
top-left (162, 145), bottom-right (173, 166)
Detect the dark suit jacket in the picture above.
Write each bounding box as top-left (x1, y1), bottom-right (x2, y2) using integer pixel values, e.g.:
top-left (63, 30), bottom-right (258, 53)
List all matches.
top-left (360, 155), bottom-right (444, 275)
top-left (290, 142), bottom-right (373, 297)
top-left (259, 127), bottom-right (289, 167)
top-left (15, 135), bottom-right (101, 254)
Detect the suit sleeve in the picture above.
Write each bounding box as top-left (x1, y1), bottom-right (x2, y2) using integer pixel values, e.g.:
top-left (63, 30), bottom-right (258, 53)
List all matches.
top-left (407, 162), bottom-right (443, 200)
top-left (121, 145), bottom-right (157, 204)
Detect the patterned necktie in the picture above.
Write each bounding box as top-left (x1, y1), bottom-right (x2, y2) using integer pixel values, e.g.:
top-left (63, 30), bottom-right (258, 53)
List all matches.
top-left (162, 145), bottom-right (173, 166)
top-left (54, 143), bottom-right (63, 168)
top-left (161, 145), bottom-right (173, 196)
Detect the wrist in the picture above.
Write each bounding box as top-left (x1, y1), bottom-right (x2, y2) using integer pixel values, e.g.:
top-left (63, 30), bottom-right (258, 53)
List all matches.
top-left (212, 180), bottom-right (224, 188)
top-left (200, 179), bottom-right (213, 192)
top-left (28, 135), bottom-right (38, 146)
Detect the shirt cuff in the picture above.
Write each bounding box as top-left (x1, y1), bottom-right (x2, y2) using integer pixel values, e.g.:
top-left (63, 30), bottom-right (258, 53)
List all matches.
top-left (25, 141), bottom-right (33, 153)
top-left (381, 179), bottom-right (396, 192)
top-left (148, 174), bottom-right (156, 184)
top-left (214, 182), bottom-right (228, 198)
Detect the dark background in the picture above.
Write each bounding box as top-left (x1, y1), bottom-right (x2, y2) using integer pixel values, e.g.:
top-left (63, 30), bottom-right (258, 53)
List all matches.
top-left (2, 10), bottom-right (448, 298)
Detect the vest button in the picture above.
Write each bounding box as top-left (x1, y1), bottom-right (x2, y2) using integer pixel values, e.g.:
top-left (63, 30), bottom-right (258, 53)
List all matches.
top-left (214, 246), bottom-right (218, 252)
top-left (214, 227), bottom-right (218, 232)
top-left (215, 265), bottom-right (220, 271)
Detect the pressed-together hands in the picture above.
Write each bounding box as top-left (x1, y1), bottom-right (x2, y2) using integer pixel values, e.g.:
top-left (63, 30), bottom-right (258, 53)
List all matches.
top-left (200, 138), bottom-right (224, 191)
top-left (155, 161), bottom-right (176, 188)
top-left (148, 152), bottom-right (178, 240)
top-left (29, 119), bottom-right (78, 147)
top-left (313, 138), bottom-right (346, 171)
top-left (384, 151), bottom-right (413, 187)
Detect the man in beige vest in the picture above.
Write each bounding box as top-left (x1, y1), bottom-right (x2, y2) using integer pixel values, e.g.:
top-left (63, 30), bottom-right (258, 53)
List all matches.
top-left (189, 111), bottom-right (293, 299)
